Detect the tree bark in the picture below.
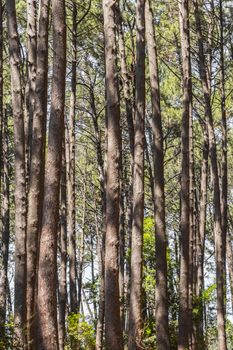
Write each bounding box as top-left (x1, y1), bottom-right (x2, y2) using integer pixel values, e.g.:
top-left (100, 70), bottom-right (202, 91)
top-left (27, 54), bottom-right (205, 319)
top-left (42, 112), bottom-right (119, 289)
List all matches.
top-left (219, 0), bottom-right (227, 300)
top-left (0, 110), bottom-right (10, 343)
top-left (67, 0), bottom-right (78, 314)
top-left (26, 1), bottom-right (50, 347)
top-left (196, 123), bottom-right (208, 349)
top-left (103, 0), bottom-right (124, 349)
top-left (178, 0), bottom-right (192, 348)
top-left (37, 0), bottom-right (66, 348)
top-left (58, 142), bottom-right (67, 350)
top-left (128, 1), bottom-right (145, 349)
top-left (6, 1), bottom-right (27, 346)
top-left (25, 0), bottom-right (37, 184)
top-left (145, 1), bottom-right (170, 349)
top-left (193, 2), bottom-right (227, 348)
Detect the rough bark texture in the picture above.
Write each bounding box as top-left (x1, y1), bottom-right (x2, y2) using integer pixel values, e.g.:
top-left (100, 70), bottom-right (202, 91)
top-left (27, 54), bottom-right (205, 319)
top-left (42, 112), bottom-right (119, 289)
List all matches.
top-left (128, 1), bottom-right (145, 349)
top-left (58, 142), bottom-right (67, 350)
top-left (77, 160), bottom-right (87, 314)
top-left (145, 1), bottom-right (170, 349)
top-left (196, 124), bottom-right (208, 349)
top-left (6, 0), bottom-right (27, 346)
top-left (193, 1), bottom-right (227, 348)
top-left (103, 1), bottom-right (124, 349)
top-left (25, 0), bottom-right (37, 182)
top-left (0, 111), bottom-right (10, 342)
top-left (219, 0), bottom-right (227, 300)
top-left (0, 0), bottom-right (2, 192)
top-left (26, 1), bottom-right (50, 347)
top-left (67, 0), bottom-right (78, 314)
top-left (37, 0), bottom-right (66, 348)
top-left (178, 0), bottom-right (191, 348)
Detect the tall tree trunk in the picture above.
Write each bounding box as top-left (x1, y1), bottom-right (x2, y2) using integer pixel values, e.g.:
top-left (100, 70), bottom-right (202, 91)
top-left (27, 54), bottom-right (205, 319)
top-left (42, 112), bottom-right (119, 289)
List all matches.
top-left (128, 1), bottom-right (145, 349)
top-left (219, 0), bottom-right (227, 300)
top-left (0, 110), bottom-right (10, 343)
top-left (89, 85), bottom-right (105, 350)
top-left (226, 228), bottom-right (233, 316)
top-left (67, 0), bottom-right (78, 314)
top-left (145, 1), bottom-right (170, 349)
top-left (25, 0), bottom-right (37, 183)
top-left (193, 2), bottom-right (227, 348)
top-left (178, 0), bottom-right (191, 348)
top-left (103, 0), bottom-right (123, 349)
top-left (0, 0), bottom-right (2, 195)
top-left (196, 123), bottom-right (208, 349)
top-left (26, 0), bottom-right (50, 347)
top-left (117, 8), bottom-right (135, 334)
top-left (77, 160), bottom-right (87, 314)
top-left (6, 1), bottom-right (27, 346)
top-left (37, 0), bottom-right (66, 348)
top-left (58, 142), bottom-right (67, 350)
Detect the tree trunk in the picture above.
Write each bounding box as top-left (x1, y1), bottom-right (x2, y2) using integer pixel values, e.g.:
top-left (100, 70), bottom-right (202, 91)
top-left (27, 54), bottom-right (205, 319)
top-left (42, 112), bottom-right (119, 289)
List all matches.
top-left (26, 1), bottom-right (50, 347)
top-left (37, 0), bottom-right (66, 348)
top-left (193, 2), bottom-right (227, 348)
top-left (58, 142), bottom-right (67, 350)
top-left (67, 0), bottom-right (78, 314)
top-left (103, 0), bottom-right (123, 349)
top-left (77, 159), bottom-right (87, 314)
top-left (128, 1), bottom-right (145, 349)
top-left (0, 0), bottom-right (2, 195)
top-left (6, 1), bottom-right (27, 346)
top-left (196, 123), bottom-right (208, 349)
top-left (178, 0), bottom-right (191, 348)
top-left (219, 0), bottom-right (227, 302)
top-left (145, 1), bottom-right (170, 349)
top-left (25, 0), bottom-right (37, 184)
top-left (0, 110), bottom-right (10, 344)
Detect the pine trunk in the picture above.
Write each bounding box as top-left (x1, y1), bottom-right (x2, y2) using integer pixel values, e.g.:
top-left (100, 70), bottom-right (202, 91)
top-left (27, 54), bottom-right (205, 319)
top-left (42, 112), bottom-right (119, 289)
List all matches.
top-left (145, 1), bottom-right (170, 348)
top-left (128, 1), bottom-right (145, 349)
top-left (26, 1), bottom-right (50, 347)
top-left (6, 0), bottom-right (27, 346)
top-left (103, 0), bottom-right (123, 349)
top-left (178, 0), bottom-right (191, 348)
top-left (193, 2), bottom-right (227, 348)
top-left (37, 0), bottom-right (66, 347)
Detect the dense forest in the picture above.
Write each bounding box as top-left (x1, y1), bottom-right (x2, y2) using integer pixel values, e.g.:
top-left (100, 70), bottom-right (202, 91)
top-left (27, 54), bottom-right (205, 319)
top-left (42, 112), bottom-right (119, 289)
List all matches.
top-left (1, 0), bottom-right (233, 349)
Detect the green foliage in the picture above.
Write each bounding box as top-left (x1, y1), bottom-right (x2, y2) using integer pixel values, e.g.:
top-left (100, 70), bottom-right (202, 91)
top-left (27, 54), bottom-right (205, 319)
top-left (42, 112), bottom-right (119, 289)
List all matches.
top-left (66, 313), bottom-right (95, 350)
top-left (0, 315), bottom-right (14, 349)
top-left (142, 319), bottom-right (156, 350)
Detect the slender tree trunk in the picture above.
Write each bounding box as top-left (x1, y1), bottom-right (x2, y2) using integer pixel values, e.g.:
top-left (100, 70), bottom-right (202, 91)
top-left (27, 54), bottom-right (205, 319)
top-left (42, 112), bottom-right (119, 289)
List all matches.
top-left (145, 1), bottom-right (170, 348)
top-left (0, 111), bottom-right (10, 343)
top-left (196, 123), bottom-right (208, 349)
top-left (178, 0), bottom-right (191, 348)
top-left (103, 1), bottom-right (123, 349)
top-left (117, 9), bottom-right (135, 333)
top-left (26, 1), bottom-right (50, 347)
top-left (95, 201), bottom-right (105, 350)
top-left (0, 0), bottom-right (4, 337)
top-left (6, 1), bottom-right (27, 346)
top-left (37, 0), bottom-right (66, 348)
top-left (128, 1), bottom-right (145, 349)
top-left (58, 142), bottom-right (67, 350)
top-left (25, 0), bottom-right (37, 181)
top-left (226, 229), bottom-right (233, 316)
top-left (117, 8), bottom-right (134, 161)
top-left (67, 0), bottom-right (78, 314)
top-left (193, 2), bottom-right (227, 348)
top-left (89, 86), bottom-right (105, 350)
top-left (0, 0), bottom-right (2, 194)
top-left (219, 0), bottom-right (227, 298)
top-left (77, 161), bottom-right (87, 314)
